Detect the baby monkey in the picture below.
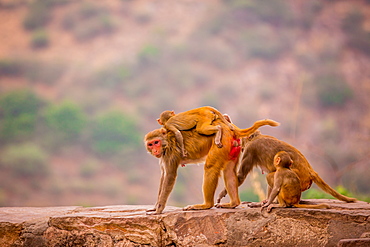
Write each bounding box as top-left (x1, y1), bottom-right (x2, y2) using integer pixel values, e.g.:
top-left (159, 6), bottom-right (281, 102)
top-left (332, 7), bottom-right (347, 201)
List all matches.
top-left (157, 106), bottom-right (234, 157)
top-left (262, 151), bottom-right (330, 212)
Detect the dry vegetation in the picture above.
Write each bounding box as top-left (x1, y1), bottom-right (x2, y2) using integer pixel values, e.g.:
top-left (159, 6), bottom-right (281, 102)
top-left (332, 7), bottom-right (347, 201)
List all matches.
top-left (0, 0), bottom-right (369, 207)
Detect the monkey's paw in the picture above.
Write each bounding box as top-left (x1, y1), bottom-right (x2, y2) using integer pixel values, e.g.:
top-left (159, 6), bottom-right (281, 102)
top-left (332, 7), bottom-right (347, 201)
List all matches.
top-left (183, 204), bottom-right (213, 210)
top-left (146, 211), bottom-right (162, 215)
top-left (182, 150), bottom-right (188, 158)
top-left (216, 190), bottom-right (227, 203)
top-left (247, 202), bottom-right (263, 208)
top-left (214, 203), bottom-right (238, 209)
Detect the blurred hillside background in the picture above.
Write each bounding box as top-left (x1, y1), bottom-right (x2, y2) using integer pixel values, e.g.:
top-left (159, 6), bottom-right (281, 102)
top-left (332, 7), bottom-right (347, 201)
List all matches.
top-left (0, 0), bottom-right (369, 207)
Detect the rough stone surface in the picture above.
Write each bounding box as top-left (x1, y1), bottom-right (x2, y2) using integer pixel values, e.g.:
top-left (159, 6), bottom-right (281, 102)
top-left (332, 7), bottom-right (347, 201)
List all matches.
top-left (0, 200), bottom-right (369, 247)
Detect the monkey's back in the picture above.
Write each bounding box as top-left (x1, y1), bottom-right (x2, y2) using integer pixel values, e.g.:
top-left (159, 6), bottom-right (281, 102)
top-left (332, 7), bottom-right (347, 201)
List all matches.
top-left (243, 133), bottom-right (313, 191)
top-left (279, 169), bottom-right (302, 206)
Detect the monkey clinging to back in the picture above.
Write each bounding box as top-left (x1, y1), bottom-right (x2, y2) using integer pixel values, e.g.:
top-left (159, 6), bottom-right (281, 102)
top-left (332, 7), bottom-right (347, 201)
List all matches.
top-left (261, 151), bottom-right (330, 212)
top-left (157, 106), bottom-right (234, 157)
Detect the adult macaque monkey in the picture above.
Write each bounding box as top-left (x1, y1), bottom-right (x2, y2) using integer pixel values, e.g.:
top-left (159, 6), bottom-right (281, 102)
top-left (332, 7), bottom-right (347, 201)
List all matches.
top-left (157, 106), bottom-right (235, 157)
top-left (217, 131), bottom-right (357, 204)
top-left (145, 118), bottom-right (279, 214)
top-left (260, 151), bottom-right (330, 212)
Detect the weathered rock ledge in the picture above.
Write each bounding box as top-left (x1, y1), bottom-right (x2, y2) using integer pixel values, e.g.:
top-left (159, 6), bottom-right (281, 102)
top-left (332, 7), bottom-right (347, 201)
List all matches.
top-left (0, 199), bottom-right (369, 247)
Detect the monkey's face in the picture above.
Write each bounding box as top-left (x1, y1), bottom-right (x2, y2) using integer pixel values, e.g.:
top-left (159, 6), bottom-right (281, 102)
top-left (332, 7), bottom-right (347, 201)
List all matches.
top-left (146, 139), bottom-right (163, 158)
top-left (157, 110), bottom-right (175, 125)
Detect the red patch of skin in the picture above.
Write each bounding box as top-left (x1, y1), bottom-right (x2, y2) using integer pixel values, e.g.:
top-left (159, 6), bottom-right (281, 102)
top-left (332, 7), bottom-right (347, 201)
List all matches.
top-left (229, 137), bottom-right (241, 160)
top-left (147, 139), bottom-right (162, 158)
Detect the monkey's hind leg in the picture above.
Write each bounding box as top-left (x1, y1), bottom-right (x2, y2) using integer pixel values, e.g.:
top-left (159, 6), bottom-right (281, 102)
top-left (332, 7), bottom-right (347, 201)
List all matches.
top-left (196, 119), bottom-right (223, 148)
top-left (214, 125), bottom-right (223, 148)
top-left (215, 160), bottom-right (240, 208)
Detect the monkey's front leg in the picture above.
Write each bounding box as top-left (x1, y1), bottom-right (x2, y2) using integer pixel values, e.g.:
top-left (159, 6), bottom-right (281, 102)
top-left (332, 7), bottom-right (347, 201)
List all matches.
top-left (247, 201), bottom-right (266, 208)
top-left (262, 203), bottom-right (282, 213)
top-left (248, 181), bottom-right (272, 207)
top-left (147, 165), bottom-right (178, 215)
top-left (146, 161), bottom-right (165, 213)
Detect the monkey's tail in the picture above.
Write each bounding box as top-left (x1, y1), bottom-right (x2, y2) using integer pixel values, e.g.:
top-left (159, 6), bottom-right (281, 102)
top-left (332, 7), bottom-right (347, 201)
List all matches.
top-left (294, 203), bottom-right (330, 209)
top-left (234, 119), bottom-right (280, 138)
top-left (311, 171), bottom-right (357, 203)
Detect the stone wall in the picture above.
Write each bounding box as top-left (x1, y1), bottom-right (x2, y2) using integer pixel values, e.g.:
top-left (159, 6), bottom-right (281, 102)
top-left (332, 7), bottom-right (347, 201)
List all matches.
top-left (0, 199), bottom-right (369, 246)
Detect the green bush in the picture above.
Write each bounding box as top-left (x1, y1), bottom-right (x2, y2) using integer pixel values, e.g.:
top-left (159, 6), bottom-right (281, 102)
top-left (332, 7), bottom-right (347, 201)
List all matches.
top-left (0, 90), bottom-right (43, 116)
top-left (138, 45), bottom-right (160, 65)
top-left (31, 29), bottom-right (49, 49)
top-left (24, 59), bottom-right (67, 84)
top-left (225, 0), bottom-right (294, 25)
top-left (0, 143), bottom-right (49, 177)
top-left (80, 159), bottom-right (101, 178)
top-left (239, 188), bottom-right (259, 203)
top-left (91, 111), bottom-right (141, 154)
top-left (241, 25), bottom-right (291, 59)
top-left (23, 0), bottom-right (69, 31)
top-left (61, 2), bottom-right (116, 41)
top-left (0, 90), bottom-right (43, 139)
top-left (0, 59), bottom-right (24, 76)
top-left (341, 9), bottom-right (370, 56)
top-left (93, 63), bottom-right (131, 88)
top-left (0, 58), bottom-right (66, 84)
top-left (23, 1), bottom-right (51, 30)
top-left (315, 73), bottom-right (353, 107)
top-left (302, 185), bottom-right (354, 200)
top-left (74, 16), bottom-right (116, 41)
top-left (44, 101), bottom-right (87, 139)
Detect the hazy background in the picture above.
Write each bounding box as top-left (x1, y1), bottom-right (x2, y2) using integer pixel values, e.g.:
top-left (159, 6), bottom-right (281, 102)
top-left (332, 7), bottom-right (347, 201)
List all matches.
top-left (0, 0), bottom-right (369, 207)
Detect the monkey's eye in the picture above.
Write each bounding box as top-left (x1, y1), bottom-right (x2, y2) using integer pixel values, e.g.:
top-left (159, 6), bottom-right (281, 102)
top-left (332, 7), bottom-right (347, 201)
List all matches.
top-left (154, 141), bottom-right (159, 145)
top-left (148, 143), bottom-right (153, 147)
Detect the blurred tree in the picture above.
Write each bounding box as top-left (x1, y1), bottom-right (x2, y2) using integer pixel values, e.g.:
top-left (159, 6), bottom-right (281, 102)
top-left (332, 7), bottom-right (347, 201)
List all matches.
top-left (92, 63), bottom-right (131, 89)
top-left (341, 9), bottom-right (370, 56)
top-left (23, 0), bottom-right (51, 31)
top-left (44, 101), bottom-right (87, 140)
top-left (0, 90), bottom-right (43, 140)
top-left (61, 2), bottom-right (116, 41)
top-left (31, 29), bottom-right (50, 49)
top-left (302, 185), bottom-right (356, 201)
top-left (315, 73), bottom-right (353, 107)
top-left (90, 110), bottom-right (141, 154)
top-left (0, 59), bottom-right (24, 77)
top-left (0, 143), bottom-right (49, 178)
top-left (138, 44), bottom-right (160, 66)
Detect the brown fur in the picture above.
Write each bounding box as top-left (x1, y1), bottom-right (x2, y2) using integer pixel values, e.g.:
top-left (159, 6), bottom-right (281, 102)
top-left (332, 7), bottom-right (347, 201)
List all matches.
top-left (261, 151), bottom-right (330, 212)
top-left (157, 106), bottom-right (235, 156)
top-left (145, 119), bottom-right (279, 214)
top-left (217, 131), bottom-right (356, 204)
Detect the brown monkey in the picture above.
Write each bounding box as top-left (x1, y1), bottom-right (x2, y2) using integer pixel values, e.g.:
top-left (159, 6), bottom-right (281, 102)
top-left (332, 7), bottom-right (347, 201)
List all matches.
top-left (157, 106), bottom-right (234, 157)
top-left (145, 118), bottom-right (279, 214)
top-left (217, 131), bottom-right (356, 204)
top-left (261, 151), bottom-right (330, 212)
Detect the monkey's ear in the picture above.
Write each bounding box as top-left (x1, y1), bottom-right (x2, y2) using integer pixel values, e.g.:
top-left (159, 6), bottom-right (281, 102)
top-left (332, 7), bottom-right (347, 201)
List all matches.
top-left (275, 156), bottom-right (281, 165)
top-left (157, 118), bottom-right (163, 125)
top-left (170, 110), bottom-right (175, 116)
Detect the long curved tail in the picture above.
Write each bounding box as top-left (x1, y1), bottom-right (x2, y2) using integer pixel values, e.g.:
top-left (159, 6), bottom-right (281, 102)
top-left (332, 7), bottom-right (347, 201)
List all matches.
top-left (311, 171), bottom-right (357, 202)
top-left (294, 203), bottom-right (330, 209)
top-left (233, 119), bottom-right (280, 138)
